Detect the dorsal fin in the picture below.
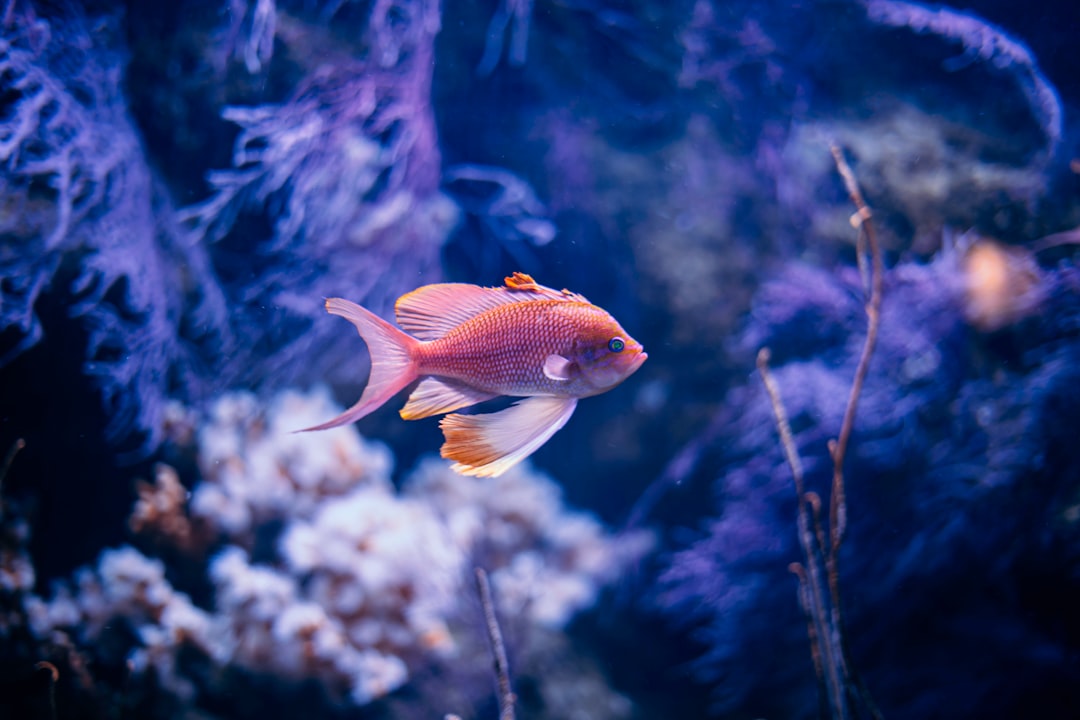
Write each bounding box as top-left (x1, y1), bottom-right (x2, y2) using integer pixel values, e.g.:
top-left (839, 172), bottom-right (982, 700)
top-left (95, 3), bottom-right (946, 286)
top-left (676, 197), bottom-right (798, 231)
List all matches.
top-left (394, 273), bottom-right (590, 340)
top-left (394, 284), bottom-right (512, 340)
top-left (503, 272), bottom-right (590, 303)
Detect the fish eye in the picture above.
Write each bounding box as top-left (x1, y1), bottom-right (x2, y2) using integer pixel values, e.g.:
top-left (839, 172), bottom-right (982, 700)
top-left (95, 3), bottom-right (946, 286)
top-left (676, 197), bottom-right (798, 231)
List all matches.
top-left (608, 337), bottom-right (625, 353)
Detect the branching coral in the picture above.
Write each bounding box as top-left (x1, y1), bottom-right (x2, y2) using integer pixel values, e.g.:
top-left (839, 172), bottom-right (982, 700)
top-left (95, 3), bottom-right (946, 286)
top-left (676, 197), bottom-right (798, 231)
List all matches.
top-left (227, 0), bottom-right (278, 73)
top-left (755, 147), bottom-right (884, 720)
top-left (2, 0), bottom-right (513, 451)
top-left (190, 386), bottom-right (393, 537)
top-left (477, 0), bottom-right (533, 75)
top-left (659, 243), bottom-right (1080, 715)
top-left (180, 0), bottom-right (461, 390)
top-left (864, 0), bottom-right (1062, 162)
top-left (24, 387), bottom-right (650, 710)
top-left (0, 6), bottom-right (228, 451)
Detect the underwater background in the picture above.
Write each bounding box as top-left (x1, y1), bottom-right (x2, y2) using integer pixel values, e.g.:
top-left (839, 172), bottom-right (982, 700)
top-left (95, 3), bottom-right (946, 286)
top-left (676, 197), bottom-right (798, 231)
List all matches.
top-left (2, 0), bottom-right (1079, 718)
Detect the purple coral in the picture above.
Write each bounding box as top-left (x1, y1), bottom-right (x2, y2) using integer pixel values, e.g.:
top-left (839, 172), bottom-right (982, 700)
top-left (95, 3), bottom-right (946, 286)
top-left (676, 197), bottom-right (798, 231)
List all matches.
top-left (0, 7), bottom-right (228, 451)
top-left (864, 0), bottom-right (1063, 161)
top-left (179, 0), bottom-right (460, 392)
top-left (2, 0), bottom-right (470, 452)
top-left (659, 254), bottom-right (1080, 717)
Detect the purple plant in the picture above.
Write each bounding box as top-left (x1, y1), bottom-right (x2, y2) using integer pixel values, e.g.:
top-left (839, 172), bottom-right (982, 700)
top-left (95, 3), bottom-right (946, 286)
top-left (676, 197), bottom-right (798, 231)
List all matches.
top-left (180, 0), bottom-right (461, 389)
top-left (864, 0), bottom-right (1063, 162)
top-left (659, 255), bottom-right (1080, 716)
top-left (227, 0), bottom-right (277, 73)
top-left (0, 7), bottom-right (228, 452)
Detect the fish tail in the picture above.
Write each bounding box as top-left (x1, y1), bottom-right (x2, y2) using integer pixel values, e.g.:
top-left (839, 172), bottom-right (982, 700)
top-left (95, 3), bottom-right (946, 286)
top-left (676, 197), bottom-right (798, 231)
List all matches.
top-left (299, 298), bottom-right (420, 432)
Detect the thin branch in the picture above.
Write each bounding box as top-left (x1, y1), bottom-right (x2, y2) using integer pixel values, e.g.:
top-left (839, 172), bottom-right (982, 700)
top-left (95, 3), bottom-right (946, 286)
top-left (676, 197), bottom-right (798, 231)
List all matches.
top-left (474, 567), bottom-right (515, 720)
top-left (758, 350), bottom-right (849, 718)
top-left (35, 661), bottom-right (58, 720)
top-left (0, 438), bottom-right (25, 488)
top-left (827, 145), bottom-right (886, 720)
top-left (756, 145), bottom-right (886, 720)
top-left (757, 349), bottom-right (804, 495)
top-left (827, 143), bottom-right (883, 555)
top-left (790, 561), bottom-right (829, 719)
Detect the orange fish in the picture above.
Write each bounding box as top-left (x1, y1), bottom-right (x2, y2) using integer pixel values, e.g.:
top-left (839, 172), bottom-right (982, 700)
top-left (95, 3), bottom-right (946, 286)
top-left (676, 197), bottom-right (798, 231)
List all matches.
top-left (303, 272), bottom-right (647, 477)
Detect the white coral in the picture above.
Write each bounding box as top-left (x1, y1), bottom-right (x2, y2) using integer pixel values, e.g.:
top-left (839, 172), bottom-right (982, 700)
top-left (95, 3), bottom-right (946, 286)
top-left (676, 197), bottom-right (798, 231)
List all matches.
top-left (192, 386), bottom-right (394, 538)
top-left (281, 484), bottom-right (463, 654)
top-left (404, 457), bottom-right (653, 626)
top-left (25, 387), bottom-right (652, 707)
top-left (29, 545), bottom-right (219, 698)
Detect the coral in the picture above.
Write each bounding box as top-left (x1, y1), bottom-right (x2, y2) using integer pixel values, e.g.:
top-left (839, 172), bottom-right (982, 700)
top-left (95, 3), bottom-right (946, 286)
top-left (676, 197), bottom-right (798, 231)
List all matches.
top-left (208, 542), bottom-right (426, 704)
top-left (566, 114), bottom-right (767, 352)
top-left (476, 0), bottom-right (533, 75)
top-left (0, 6), bottom-right (228, 451)
top-left (443, 164), bottom-right (557, 270)
top-left (0, 441), bottom-right (35, 643)
top-left (678, 0), bottom-right (793, 110)
top-left (658, 253), bottom-right (1080, 716)
top-left (778, 107), bottom-right (1053, 253)
top-left (3, 1), bottom-right (1078, 717)
top-left (227, 0), bottom-right (277, 73)
top-left (1, 0), bottom-right (473, 452)
top-left (5, 0), bottom-right (1066, 462)
top-left (190, 386), bottom-right (393, 539)
top-left (25, 386), bottom-right (650, 710)
top-left (24, 546), bottom-right (218, 700)
top-left (404, 457), bottom-right (654, 627)
top-left (864, 0), bottom-right (1062, 161)
top-left (129, 464), bottom-right (200, 551)
top-left (0, 514), bottom-right (33, 603)
top-left (180, 0), bottom-right (461, 390)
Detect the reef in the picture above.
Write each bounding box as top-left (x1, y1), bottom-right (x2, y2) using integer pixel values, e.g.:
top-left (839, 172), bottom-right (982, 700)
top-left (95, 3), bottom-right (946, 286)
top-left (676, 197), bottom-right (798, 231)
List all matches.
top-left (658, 243), bottom-right (1080, 717)
top-left (1, 0), bottom-right (1079, 718)
top-left (7, 387), bottom-right (649, 716)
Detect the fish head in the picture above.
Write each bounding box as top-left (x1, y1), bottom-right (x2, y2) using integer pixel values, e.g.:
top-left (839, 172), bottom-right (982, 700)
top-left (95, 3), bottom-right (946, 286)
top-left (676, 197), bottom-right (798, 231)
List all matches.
top-left (568, 309), bottom-right (647, 394)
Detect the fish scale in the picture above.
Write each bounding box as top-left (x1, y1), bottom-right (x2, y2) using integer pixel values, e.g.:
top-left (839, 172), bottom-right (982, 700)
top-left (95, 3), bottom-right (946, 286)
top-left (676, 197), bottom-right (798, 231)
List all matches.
top-left (420, 301), bottom-right (608, 396)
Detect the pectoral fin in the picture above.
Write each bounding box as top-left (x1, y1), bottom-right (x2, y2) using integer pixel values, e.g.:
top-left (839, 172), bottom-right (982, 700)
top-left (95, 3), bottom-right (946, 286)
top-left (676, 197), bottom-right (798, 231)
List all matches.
top-left (543, 354), bottom-right (574, 381)
top-left (439, 396), bottom-right (578, 477)
top-left (400, 377), bottom-right (496, 420)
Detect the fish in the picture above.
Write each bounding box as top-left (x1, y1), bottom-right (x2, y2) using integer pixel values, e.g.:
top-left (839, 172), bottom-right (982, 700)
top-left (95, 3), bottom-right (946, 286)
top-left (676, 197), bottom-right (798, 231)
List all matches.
top-left (302, 272), bottom-right (647, 477)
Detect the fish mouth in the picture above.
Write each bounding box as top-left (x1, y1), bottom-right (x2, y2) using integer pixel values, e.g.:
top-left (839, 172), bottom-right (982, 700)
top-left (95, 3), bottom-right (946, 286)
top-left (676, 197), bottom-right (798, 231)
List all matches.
top-left (630, 351), bottom-right (648, 373)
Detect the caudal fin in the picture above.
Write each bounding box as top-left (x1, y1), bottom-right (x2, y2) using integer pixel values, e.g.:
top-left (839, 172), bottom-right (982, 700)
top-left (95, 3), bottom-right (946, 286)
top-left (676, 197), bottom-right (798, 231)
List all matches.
top-left (299, 298), bottom-right (420, 432)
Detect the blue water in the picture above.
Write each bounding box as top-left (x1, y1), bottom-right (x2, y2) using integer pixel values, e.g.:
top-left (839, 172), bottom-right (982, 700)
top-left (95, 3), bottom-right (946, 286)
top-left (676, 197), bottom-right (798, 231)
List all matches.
top-left (1, 1), bottom-right (1079, 718)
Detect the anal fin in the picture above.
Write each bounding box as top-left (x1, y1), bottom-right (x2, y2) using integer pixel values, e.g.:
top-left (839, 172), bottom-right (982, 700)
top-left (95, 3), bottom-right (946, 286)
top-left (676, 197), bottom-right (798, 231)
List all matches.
top-left (400, 377), bottom-right (496, 420)
top-left (439, 396), bottom-right (578, 477)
